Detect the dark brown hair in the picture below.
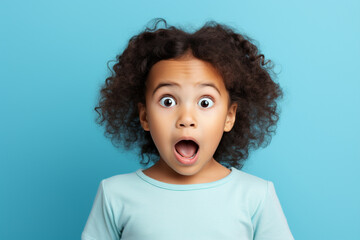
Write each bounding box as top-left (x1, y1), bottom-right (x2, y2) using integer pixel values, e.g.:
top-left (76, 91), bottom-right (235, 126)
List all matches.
top-left (94, 18), bottom-right (283, 169)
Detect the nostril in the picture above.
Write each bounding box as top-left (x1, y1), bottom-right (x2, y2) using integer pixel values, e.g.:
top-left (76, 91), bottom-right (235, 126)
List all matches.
top-left (179, 123), bottom-right (195, 127)
top-left (177, 118), bottom-right (196, 127)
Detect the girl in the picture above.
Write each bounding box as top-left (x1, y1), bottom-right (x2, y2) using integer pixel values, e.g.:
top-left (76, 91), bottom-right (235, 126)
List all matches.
top-left (81, 18), bottom-right (294, 240)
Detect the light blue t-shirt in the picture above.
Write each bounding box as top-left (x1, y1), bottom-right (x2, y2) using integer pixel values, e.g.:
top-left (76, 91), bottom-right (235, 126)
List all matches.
top-left (81, 167), bottom-right (294, 240)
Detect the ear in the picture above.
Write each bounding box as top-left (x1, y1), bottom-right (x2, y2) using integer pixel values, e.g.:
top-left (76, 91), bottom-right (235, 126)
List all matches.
top-left (224, 102), bottom-right (237, 132)
top-left (138, 102), bottom-right (150, 131)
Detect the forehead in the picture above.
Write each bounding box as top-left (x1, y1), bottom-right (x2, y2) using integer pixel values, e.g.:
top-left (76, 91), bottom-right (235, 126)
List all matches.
top-left (146, 57), bottom-right (225, 89)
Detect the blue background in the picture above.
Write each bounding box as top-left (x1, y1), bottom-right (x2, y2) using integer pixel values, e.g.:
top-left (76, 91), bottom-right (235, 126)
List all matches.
top-left (1, 0), bottom-right (359, 239)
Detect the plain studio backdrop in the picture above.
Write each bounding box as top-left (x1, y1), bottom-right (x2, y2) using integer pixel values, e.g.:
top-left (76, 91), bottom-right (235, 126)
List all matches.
top-left (1, 0), bottom-right (359, 239)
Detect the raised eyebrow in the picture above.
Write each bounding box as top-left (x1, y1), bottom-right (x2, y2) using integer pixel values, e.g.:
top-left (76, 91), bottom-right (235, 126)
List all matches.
top-left (152, 82), bottom-right (221, 96)
top-left (152, 82), bottom-right (180, 96)
top-left (197, 83), bottom-right (221, 96)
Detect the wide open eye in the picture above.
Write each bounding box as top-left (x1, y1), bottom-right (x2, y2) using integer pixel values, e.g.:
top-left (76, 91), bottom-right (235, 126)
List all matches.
top-left (159, 96), bottom-right (176, 108)
top-left (198, 97), bottom-right (214, 108)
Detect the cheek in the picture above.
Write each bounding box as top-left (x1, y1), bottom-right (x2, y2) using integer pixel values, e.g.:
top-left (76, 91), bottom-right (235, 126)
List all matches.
top-left (199, 114), bottom-right (226, 156)
top-left (148, 107), bottom-right (172, 127)
top-left (201, 107), bottom-right (227, 127)
top-left (200, 115), bottom-right (226, 141)
top-left (147, 108), bottom-right (172, 145)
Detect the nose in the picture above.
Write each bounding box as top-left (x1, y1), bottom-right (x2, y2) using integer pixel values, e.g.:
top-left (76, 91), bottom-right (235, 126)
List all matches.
top-left (176, 106), bottom-right (197, 128)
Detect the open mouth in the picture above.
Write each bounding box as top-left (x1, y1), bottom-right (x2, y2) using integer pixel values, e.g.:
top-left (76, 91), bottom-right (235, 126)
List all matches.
top-left (174, 140), bottom-right (199, 159)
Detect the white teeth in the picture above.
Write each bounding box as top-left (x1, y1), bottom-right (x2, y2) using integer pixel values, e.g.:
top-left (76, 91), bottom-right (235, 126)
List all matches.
top-left (179, 152), bottom-right (197, 159)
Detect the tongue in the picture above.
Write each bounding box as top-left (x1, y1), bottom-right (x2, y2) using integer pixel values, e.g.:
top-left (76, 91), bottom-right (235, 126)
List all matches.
top-left (175, 140), bottom-right (198, 158)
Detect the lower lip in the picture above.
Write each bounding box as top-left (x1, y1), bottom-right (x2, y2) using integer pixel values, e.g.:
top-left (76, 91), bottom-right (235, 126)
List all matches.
top-left (174, 147), bottom-right (199, 165)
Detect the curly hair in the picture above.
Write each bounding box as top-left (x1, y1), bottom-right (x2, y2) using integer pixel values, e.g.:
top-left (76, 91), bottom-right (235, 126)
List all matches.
top-left (94, 18), bottom-right (283, 169)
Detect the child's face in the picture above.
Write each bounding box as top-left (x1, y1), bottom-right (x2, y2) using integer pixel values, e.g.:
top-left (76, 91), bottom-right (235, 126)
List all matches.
top-left (138, 54), bottom-right (237, 182)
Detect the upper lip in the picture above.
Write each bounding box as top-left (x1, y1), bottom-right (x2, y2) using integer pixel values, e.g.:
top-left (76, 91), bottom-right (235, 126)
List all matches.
top-left (174, 136), bottom-right (200, 148)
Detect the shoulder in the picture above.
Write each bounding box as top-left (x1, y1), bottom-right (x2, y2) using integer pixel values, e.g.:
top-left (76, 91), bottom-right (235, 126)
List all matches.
top-left (231, 167), bottom-right (270, 191)
top-left (229, 168), bottom-right (273, 215)
top-left (102, 170), bottom-right (138, 187)
top-left (97, 170), bottom-right (141, 201)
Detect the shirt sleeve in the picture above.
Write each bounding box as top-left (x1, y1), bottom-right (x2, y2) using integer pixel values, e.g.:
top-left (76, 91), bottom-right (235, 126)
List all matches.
top-left (81, 180), bottom-right (121, 240)
top-left (252, 181), bottom-right (294, 240)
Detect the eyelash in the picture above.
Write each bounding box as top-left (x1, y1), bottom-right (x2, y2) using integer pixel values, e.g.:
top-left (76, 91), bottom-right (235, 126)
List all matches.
top-left (158, 95), bottom-right (215, 108)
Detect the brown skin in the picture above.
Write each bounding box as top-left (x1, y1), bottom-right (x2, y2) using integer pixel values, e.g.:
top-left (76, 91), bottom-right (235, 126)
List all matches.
top-left (138, 53), bottom-right (237, 184)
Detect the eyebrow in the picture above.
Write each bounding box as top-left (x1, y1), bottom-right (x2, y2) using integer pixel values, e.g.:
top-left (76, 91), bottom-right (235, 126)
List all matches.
top-left (152, 81), bottom-right (221, 96)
